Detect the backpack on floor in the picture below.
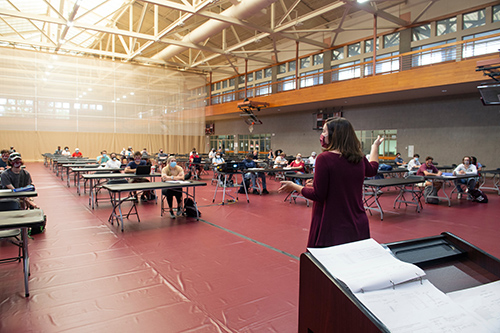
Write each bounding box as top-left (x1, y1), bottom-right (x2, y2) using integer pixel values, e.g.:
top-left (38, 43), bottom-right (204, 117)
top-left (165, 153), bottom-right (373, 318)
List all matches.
top-left (184, 197), bottom-right (201, 217)
top-left (468, 189), bottom-right (488, 203)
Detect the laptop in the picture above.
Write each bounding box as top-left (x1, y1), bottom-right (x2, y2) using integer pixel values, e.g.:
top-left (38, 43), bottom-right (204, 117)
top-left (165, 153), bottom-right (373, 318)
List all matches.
top-left (192, 157), bottom-right (202, 164)
top-left (135, 165), bottom-right (151, 175)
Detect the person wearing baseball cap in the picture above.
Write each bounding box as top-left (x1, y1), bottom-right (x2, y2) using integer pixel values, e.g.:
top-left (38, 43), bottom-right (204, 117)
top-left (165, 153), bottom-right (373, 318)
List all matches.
top-left (1, 153), bottom-right (38, 208)
top-left (72, 148), bottom-right (83, 158)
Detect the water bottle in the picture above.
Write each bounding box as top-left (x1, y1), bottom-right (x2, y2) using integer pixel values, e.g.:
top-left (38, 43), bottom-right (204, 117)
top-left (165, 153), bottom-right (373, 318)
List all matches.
top-left (150, 165), bottom-right (155, 174)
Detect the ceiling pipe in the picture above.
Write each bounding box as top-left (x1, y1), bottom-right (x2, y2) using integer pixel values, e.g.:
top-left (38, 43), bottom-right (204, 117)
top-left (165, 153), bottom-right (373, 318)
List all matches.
top-left (152, 0), bottom-right (277, 63)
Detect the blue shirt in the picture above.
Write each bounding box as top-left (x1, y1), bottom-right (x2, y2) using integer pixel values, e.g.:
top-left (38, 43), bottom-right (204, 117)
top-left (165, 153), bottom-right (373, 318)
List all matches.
top-left (243, 159), bottom-right (256, 169)
top-left (126, 160), bottom-right (146, 169)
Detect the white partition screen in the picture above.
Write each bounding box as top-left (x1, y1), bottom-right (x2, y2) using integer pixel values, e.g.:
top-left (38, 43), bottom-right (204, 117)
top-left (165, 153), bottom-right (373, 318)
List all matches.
top-left (0, 47), bottom-right (206, 136)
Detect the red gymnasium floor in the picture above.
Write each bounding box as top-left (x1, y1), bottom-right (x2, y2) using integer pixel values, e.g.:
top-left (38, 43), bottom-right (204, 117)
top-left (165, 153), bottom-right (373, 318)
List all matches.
top-left (1, 163), bottom-right (500, 332)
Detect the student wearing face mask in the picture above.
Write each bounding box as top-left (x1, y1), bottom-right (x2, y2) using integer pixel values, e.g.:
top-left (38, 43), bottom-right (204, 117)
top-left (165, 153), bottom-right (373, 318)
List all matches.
top-left (161, 156), bottom-right (185, 218)
top-left (278, 117), bottom-right (382, 248)
top-left (407, 153), bottom-right (421, 173)
top-left (0, 149), bottom-right (9, 170)
top-left (453, 156), bottom-right (478, 199)
top-left (105, 153), bottom-right (122, 169)
top-left (1, 153), bottom-right (39, 209)
top-left (61, 146), bottom-right (71, 156)
top-left (97, 150), bottom-right (110, 165)
top-left (124, 151), bottom-right (146, 173)
top-left (289, 153), bottom-right (306, 185)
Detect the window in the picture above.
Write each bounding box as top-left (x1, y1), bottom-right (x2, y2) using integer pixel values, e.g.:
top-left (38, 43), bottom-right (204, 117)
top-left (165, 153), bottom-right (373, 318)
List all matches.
top-left (300, 57), bottom-right (310, 69)
top-left (364, 39), bottom-right (379, 53)
top-left (463, 29), bottom-right (500, 58)
top-left (412, 40), bottom-right (456, 67)
top-left (348, 42), bottom-right (360, 57)
top-left (412, 25), bottom-right (431, 41)
top-left (222, 80), bottom-right (228, 89)
top-left (229, 78), bottom-right (235, 87)
top-left (255, 70), bottom-right (262, 80)
top-left (375, 52), bottom-right (399, 74)
top-left (332, 47), bottom-right (344, 61)
top-left (463, 9), bottom-right (486, 30)
top-left (494, 5), bottom-right (500, 22)
top-left (355, 130), bottom-right (397, 156)
top-left (277, 75), bottom-right (296, 92)
top-left (209, 135), bottom-right (235, 153)
top-left (313, 54), bottom-right (323, 66)
top-left (222, 89), bottom-right (235, 103)
top-left (247, 73), bottom-right (253, 82)
top-left (437, 17), bottom-right (457, 36)
top-left (255, 81), bottom-right (271, 96)
top-left (288, 60), bottom-right (296, 72)
top-left (238, 75), bottom-right (245, 84)
top-left (384, 32), bottom-right (400, 48)
top-left (216, 82), bottom-right (221, 90)
top-left (300, 70), bottom-right (323, 88)
top-left (332, 61), bottom-right (361, 81)
top-left (278, 63), bottom-right (286, 74)
top-left (264, 68), bottom-right (272, 78)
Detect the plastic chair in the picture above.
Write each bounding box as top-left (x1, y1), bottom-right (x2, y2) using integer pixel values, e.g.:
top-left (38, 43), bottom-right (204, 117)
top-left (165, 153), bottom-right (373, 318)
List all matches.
top-left (0, 199), bottom-right (23, 264)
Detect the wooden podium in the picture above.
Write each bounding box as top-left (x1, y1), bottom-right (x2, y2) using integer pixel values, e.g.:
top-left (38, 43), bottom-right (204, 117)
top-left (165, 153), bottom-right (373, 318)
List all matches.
top-left (298, 232), bottom-right (500, 333)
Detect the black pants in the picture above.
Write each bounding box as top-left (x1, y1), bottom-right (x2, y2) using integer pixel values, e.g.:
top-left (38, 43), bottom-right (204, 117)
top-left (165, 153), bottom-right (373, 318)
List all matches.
top-left (162, 188), bottom-right (182, 211)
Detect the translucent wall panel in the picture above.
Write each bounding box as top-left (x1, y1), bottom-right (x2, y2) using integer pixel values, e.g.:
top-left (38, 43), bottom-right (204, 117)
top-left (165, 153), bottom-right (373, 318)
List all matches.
top-left (0, 48), bottom-right (205, 135)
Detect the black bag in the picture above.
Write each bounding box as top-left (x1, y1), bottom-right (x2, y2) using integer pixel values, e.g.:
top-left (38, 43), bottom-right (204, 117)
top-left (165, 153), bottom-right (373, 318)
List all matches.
top-left (468, 189), bottom-right (488, 203)
top-left (29, 213), bottom-right (46, 235)
top-left (183, 198), bottom-right (201, 217)
top-left (424, 185), bottom-right (439, 204)
top-left (238, 178), bottom-right (251, 194)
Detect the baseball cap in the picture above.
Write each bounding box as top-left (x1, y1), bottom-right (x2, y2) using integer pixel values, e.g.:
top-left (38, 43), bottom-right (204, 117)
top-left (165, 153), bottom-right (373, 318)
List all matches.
top-left (9, 152), bottom-right (21, 161)
top-left (75, 148), bottom-right (80, 151)
top-left (311, 152), bottom-right (317, 156)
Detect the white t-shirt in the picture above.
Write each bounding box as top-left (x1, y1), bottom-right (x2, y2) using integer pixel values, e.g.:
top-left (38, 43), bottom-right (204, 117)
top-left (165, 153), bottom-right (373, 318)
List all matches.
top-left (105, 159), bottom-right (121, 169)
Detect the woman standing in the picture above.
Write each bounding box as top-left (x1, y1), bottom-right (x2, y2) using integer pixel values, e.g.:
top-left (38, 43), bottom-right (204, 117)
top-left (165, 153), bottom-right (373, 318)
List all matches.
top-left (278, 117), bottom-right (383, 248)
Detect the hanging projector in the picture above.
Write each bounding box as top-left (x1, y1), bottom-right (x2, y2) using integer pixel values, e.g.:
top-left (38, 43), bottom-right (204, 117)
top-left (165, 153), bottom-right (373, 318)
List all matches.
top-left (238, 99), bottom-right (269, 125)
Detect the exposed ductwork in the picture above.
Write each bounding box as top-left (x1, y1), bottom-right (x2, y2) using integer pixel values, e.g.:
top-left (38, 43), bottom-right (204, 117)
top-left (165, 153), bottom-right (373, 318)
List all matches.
top-left (152, 0), bottom-right (277, 63)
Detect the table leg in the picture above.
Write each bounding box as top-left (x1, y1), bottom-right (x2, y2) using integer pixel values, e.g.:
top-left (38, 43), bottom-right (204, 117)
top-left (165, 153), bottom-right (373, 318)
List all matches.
top-left (21, 227), bottom-right (30, 297)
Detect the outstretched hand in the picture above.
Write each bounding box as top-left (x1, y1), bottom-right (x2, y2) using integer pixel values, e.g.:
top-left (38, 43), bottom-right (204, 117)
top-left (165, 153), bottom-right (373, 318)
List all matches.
top-left (278, 181), bottom-right (295, 193)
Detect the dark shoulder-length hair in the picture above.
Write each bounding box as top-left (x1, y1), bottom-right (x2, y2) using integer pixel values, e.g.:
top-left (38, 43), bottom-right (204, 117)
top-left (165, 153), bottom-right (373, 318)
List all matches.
top-left (323, 117), bottom-right (364, 164)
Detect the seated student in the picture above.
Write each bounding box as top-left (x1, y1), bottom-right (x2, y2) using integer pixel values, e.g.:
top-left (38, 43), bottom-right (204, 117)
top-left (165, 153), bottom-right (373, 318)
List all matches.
top-left (1, 153), bottom-right (39, 209)
top-left (0, 149), bottom-right (9, 170)
top-left (252, 149), bottom-right (259, 160)
top-left (96, 150), bottom-right (110, 165)
top-left (124, 151), bottom-right (146, 173)
top-left (188, 148), bottom-right (202, 178)
top-left (417, 156), bottom-right (443, 203)
top-left (394, 152), bottom-right (404, 166)
top-left (471, 156), bottom-right (482, 172)
top-left (407, 153), bottom-right (421, 173)
top-left (453, 156), bottom-right (477, 199)
top-left (161, 156), bottom-right (185, 218)
top-left (105, 153), bottom-right (122, 169)
top-left (54, 146), bottom-right (62, 155)
top-left (141, 148), bottom-right (149, 158)
top-left (208, 148), bottom-right (216, 159)
top-left (289, 153), bottom-right (306, 184)
top-left (267, 149), bottom-right (275, 161)
top-left (274, 152), bottom-right (288, 168)
top-left (61, 146), bottom-right (71, 156)
top-left (72, 148), bottom-right (83, 158)
top-left (242, 153), bottom-right (269, 194)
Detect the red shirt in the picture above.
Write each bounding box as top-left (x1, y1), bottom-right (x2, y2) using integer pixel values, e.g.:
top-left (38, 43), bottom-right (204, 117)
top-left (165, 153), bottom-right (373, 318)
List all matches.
top-left (72, 152), bottom-right (83, 158)
top-left (289, 160), bottom-right (305, 173)
top-left (301, 152), bottom-right (378, 248)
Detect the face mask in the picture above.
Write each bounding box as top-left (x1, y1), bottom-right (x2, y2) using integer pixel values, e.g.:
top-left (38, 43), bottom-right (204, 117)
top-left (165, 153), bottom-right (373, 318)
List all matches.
top-left (216, 155), bottom-right (220, 159)
top-left (102, 154), bottom-right (107, 157)
top-left (65, 149), bottom-right (69, 151)
top-left (415, 158), bottom-right (419, 162)
top-left (464, 160), bottom-right (470, 165)
top-left (13, 161), bottom-right (22, 168)
top-left (160, 151), bottom-right (163, 154)
top-left (170, 162), bottom-right (177, 168)
top-left (297, 157), bottom-right (301, 161)
top-left (134, 159), bottom-right (141, 164)
top-left (319, 134), bottom-right (328, 148)
top-left (112, 157), bottom-right (117, 160)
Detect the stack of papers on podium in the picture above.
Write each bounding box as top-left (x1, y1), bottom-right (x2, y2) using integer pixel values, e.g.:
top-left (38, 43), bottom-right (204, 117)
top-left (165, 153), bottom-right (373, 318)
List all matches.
top-left (308, 239), bottom-right (500, 332)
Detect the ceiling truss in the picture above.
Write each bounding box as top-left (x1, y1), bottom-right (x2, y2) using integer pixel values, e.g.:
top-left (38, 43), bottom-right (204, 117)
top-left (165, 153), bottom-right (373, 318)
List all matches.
top-left (0, 0), bottom-right (414, 73)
